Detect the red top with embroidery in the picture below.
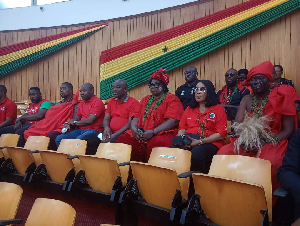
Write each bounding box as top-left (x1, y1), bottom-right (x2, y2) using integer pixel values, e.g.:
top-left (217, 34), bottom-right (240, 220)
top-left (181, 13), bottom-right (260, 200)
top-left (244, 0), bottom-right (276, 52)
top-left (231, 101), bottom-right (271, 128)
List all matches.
top-left (0, 97), bottom-right (17, 125)
top-left (106, 96), bottom-right (139, 132)
top-left (76, 95), bottom-right (105, 131)
top-left (127, 93), bottom-right (183, 136)
top-left (179, 104), bottom-right (227, 148)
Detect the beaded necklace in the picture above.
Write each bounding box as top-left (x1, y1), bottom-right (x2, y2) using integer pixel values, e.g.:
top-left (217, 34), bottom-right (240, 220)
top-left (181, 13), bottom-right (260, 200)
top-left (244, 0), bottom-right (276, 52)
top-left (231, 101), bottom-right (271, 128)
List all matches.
top-left (143, 92), bottom-right (168, 123)
top-left (196, 108), bottom-right (213, 139)
top-left (223, 86), bottom-right (238, 104)
top-left (251, 90), bottom-right (271, 118)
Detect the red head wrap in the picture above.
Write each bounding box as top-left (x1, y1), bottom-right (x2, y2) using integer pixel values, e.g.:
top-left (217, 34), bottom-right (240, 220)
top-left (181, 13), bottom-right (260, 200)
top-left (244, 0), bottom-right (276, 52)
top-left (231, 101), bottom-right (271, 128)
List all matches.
top-left (243, 61), bottom-right (274, 86)
top-left (150, 68), bottom-right (169, 85)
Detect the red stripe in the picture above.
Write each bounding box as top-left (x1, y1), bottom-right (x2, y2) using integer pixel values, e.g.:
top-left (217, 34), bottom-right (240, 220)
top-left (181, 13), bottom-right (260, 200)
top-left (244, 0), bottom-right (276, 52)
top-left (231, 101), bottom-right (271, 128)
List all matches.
top-left (0, 23), bottom-right (107, 57)
top-left (101, 0), bottom-right (271, 64)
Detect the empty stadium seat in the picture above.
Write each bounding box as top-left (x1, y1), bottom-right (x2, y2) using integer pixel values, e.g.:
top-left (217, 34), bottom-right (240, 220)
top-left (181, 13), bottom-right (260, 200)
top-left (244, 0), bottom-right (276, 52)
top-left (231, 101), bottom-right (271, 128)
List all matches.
top-left (1, 136), bottom-right (49, 180)
top-left (0, 134), bottom-right (20, 160)
top-left (0, 182), bottom-right (23, 225)
top-left (30, 139), bottom-right (86, 187)
top-left (180, 174), bottom-right (269, 226)
top-left (118, 147), bottom-right (191, 225)
top-left (24, 198), bottom-right (76, 226)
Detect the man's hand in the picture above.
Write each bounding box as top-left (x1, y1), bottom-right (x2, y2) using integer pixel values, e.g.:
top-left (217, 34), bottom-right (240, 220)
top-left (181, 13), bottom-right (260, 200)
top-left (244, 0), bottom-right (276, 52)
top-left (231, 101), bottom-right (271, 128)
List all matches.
top-left (14, 121), bottom-right (22, 130)
top-left (131, 127), bottom-right (143, 141)
top-left (103, 128), bottom-right (112, 141)
top-left (61, 124), bottom-right (70, 134)
top-left (141, 130), bottom-right (154, 141)
top-left (68, 119), bottom-right (77, 126)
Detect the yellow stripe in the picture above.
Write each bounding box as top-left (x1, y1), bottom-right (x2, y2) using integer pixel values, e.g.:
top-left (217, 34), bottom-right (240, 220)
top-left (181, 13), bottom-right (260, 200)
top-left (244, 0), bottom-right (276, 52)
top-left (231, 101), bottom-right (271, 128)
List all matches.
top-left (100, 0), bottom-right (287, 81)
top-left (0, 25), bottom-right (106, 66)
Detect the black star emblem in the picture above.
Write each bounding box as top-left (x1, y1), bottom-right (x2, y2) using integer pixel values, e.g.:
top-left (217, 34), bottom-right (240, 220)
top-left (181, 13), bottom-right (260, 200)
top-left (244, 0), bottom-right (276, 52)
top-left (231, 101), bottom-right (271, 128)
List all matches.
top-left (162, 46), bottom-right (168, 53)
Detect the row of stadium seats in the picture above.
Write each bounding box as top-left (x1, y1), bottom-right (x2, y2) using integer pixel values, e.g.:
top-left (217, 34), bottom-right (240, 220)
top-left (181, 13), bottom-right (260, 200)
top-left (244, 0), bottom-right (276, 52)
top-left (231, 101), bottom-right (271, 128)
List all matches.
top-left (0, 133), bottom-right (275, 225)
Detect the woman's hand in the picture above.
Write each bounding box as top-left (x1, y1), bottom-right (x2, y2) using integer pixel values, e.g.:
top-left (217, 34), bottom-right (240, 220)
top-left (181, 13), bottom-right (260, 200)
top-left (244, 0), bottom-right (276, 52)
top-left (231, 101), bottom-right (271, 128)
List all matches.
top-left (141, 130), bottom-right (154, 141)
top-left (188, 136), bottom-right (202, 148)
top-left (131, 127), bottom-right (143, 141)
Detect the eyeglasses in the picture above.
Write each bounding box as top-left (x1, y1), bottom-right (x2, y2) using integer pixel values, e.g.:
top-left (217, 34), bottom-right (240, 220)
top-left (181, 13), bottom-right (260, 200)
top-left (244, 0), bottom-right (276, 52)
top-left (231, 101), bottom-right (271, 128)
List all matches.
top-left (225, 73), bottom-right (236, 78)
top-left (274, 70), bottom-right (282, 74)
top-left (193, 87), bottom-right (207, 92)
top-left (148, 83), bottom-right (161, 88)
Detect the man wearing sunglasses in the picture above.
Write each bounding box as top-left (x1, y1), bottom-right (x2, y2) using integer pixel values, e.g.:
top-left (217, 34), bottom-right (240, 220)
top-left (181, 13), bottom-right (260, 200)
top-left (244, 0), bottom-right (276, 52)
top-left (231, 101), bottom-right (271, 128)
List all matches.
top-left (175, 66), bottom-right (199, 110)
top-left (217, 68), bottom-right (250, 121)
top-left (271, 64), bottom-right (295, 89)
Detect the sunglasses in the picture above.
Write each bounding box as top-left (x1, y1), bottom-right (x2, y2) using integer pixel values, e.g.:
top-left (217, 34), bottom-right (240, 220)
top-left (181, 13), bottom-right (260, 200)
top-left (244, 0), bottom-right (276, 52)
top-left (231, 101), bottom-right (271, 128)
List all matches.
top-left (184, 71), bottom-right (195, 75)
top-left (148, 83), bottom-right (161, 88)
top-left (193, 87), bottom-right (207, 92)
top-left (225, 73), bottom-right (236, 78)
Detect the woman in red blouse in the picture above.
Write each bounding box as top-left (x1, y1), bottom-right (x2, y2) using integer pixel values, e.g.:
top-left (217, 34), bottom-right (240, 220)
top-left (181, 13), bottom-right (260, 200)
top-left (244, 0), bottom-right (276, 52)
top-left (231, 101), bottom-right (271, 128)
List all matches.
top-left (116, 69), bottom-right (184, 162)
top-left (176, 80), bottom-right (227, 173)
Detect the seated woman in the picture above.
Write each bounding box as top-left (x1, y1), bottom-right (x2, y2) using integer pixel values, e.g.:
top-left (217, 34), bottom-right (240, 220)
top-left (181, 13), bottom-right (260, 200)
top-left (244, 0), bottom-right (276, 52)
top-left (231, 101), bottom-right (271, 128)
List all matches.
top-left (217, 61), bottom-right (296, 193)
top-left (173, 80), bottom-right (227, 173)
top-left (116, 69), bottom-right (184, 162)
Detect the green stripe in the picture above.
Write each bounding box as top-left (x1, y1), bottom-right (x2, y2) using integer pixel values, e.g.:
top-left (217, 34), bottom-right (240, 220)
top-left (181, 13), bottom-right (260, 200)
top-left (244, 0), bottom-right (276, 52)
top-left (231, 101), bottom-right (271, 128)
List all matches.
top-left (0, 27), bottom-right (105, 77)
top-left (100, 0), bottom-right (299, 99)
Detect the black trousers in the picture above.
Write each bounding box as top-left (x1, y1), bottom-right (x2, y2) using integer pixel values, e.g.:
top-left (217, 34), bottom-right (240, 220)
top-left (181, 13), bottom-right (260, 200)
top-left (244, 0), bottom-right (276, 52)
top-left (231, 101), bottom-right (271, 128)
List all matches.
top-left (0, 123), bottom-right (34, 147)
top-left (81, 132), bottom-right (121, 155)
top-left (190, 143), bottom-right (219, 174)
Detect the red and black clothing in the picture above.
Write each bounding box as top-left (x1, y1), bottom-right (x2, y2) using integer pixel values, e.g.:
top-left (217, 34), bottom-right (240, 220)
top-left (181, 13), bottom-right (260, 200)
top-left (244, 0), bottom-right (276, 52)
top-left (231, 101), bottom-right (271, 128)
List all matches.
top-left (116, 93), bottom-right (184, 162)
top-left (218, 85), bottom-right (298, 193)
top-left (217, 83), bottom-right (250, 121)
top-left (178, 104), bottom-right (227, 173)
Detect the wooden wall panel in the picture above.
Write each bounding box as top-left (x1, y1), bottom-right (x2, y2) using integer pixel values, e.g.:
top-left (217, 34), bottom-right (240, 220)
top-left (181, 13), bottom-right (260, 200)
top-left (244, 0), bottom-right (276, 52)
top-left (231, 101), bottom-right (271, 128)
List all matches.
top-left (0, 1), bottom-right (299, 102)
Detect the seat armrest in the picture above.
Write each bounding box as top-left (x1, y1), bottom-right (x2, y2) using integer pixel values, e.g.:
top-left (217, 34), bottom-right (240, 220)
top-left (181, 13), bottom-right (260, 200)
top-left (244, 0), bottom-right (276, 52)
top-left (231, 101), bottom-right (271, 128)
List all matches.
top-left (118, 161), bottom-right (130, 166)
top-left (0, 219), bottom-right (23, 226)
top-left (178, 171), bottom-right (202, 178)
top-left (67, 155), bottom-right (79, 160)
top-left (273, 187), bottom-right (288, 198)
top-left (29, 150), bottom-right (39, 154)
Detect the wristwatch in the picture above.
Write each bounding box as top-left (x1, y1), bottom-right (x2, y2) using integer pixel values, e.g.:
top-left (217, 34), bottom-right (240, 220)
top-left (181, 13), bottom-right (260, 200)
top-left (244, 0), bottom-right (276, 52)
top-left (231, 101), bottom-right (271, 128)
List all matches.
top-left (73, 121), bottom-right (78, 125)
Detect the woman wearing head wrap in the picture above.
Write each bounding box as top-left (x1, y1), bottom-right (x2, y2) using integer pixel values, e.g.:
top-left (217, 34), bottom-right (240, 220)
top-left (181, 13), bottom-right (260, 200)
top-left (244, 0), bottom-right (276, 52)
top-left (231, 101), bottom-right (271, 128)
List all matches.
top-left (116, 69), bottom-right (184, 162)
top-left (217, 61), bottom-right (298, 194)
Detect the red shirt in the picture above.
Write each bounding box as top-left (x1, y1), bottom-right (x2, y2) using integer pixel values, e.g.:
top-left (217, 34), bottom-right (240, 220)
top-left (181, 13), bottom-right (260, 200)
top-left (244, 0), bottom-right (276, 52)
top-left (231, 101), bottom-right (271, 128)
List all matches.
top-left (76, 95), bottom-right (105, 131)
top-left (106, 96), bottom-right (139, 132)
top-left (26, 99), bottom-right (51, 124)
top-left (0, 97), bottom-right (17, 125)
top-left (179, 104), bottom-right (227, 148)
top-left (129, 93), bottom-right (183, 134)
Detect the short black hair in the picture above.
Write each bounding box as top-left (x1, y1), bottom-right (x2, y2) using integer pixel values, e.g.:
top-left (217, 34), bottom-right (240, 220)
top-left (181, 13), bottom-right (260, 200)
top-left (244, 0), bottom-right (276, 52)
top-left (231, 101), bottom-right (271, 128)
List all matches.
top-left (0, 85), bottom-right (7, 94)
top-left (29, 87), bottom-right (41, 93)
top-left (274, 65), bottom-right (283, 72)
top-left (190, 80), bottom-right (218, 108)
top-left (148, 79), bottom-right (169, 93)
top-left (62, 82), bottom-right (73, 90)
top-left (238, 69), bottom-right (248, 75)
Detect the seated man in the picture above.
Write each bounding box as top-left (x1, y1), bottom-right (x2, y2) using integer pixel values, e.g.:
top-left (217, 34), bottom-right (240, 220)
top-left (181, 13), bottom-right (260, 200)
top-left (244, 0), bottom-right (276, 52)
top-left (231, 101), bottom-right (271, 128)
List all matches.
top-left (237, 69), bottom-right (248, 83)
top-left (271, 64), bottom-right (295, 88)
top-left (217, 68), bottom-right (250, 121)
top-left (175, 66), bottom-right (199, 110)
top-left (55, 83), bottom-right (105, 147)
top-left (217, 61), bottom-right (296, 193)
top-left (0, 85), bottom-right (17, 129)
top-left (0, 87), bottom-right (52, 146)
top-left (277, 129), bottom-right (300, 223)
top-left (116, 69), bottom-right (184, 162)
top-left (24, 82), bottom-right (78, 150)
top-left (82, 79), bottom-right (138, 155)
